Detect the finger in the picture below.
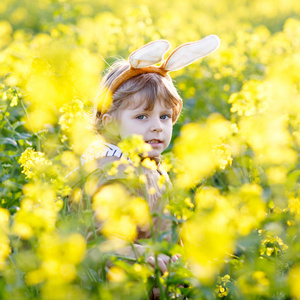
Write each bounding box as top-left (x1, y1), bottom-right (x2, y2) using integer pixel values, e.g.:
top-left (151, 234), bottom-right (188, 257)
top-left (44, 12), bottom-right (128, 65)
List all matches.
top-left (171, 255), bottom-right (178, 262)
top-left (157, 257), bottom-right (168, 274)
top-left (146, 256), bottom-right (156, 267)
top-left (158, 254), bottom-right (171, 264)
top-left (171, 254), bottom-right (181, 262)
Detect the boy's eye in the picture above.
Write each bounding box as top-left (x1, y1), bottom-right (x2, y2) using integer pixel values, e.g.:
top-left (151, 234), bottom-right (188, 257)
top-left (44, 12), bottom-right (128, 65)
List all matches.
top-left (136, 115), bottom-right (147, 120)
top-left (160, 114), bottom-right (171, 120)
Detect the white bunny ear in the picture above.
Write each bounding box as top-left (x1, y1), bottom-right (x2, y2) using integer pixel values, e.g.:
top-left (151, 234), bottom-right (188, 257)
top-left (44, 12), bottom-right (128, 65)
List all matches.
top-left (129, 40), bottom-right (171, 69)
top-left (163, 35), bottom-right (220, 72)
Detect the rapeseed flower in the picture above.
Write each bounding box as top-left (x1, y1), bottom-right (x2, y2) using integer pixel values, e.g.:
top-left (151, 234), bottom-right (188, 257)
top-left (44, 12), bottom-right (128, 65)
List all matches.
top-left (229, 183), bottom-right (266, 235)
top-left (19, 148), bottom-right (52, 179)
top-left (26, 232), bottom-right (86, 286)
top-left (289, 264), bottom-right (300, 299)
top-left (182, 188), bottom-right (236, 283)
top-left (118, 135), bottom-right (152, 167)
top-left (92, 183), bottom-right (150, 242)
top-left (12, 183), bottom-right (60, 239)
top-left (0, 208), bottom-right (11, 271)
top-left (174, 114), bottom-right (232, 188)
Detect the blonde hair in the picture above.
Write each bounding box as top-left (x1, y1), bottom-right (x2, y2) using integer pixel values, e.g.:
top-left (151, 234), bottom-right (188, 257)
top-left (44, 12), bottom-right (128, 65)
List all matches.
top-left (94, 60), bottom-right (182, 140)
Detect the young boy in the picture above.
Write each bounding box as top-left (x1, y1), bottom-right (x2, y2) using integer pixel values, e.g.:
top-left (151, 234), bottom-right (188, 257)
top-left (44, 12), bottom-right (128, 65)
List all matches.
top-left (81, 37), bottom-right (220, 275)
top-left (87, 61), bottom-right (182, 272)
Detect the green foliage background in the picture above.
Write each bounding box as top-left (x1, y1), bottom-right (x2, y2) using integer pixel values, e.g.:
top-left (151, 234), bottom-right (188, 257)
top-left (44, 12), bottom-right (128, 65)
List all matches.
top-left (1, 0), bottom-right (300, 299)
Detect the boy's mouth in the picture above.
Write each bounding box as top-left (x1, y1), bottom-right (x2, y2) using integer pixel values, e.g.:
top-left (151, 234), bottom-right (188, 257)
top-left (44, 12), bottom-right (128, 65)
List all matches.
top-left (146, 139), bottom-right (162, 144)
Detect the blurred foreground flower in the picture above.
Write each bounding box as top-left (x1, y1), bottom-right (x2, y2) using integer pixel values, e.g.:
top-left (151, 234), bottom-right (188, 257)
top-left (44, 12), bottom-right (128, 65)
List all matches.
top-left (25, 232), bottom-right (86, 285)
top-left (59, 99), bottom-right (99, 155)
top-left (0, 208), bottom-right (11, 271)
top-left (229, 183), bottom-right (266, 236)
top-left (24, 39), bottom-right (101, 132)
top-left (118, 134), bottom-right (152, 167)
top-left (181, 187), bottom-right (236, 283)
top-left (12, 183), bottom-right (62, 239)
top-left (289, 264), bottom-right (300, 299)
top-left (239, 115), bottom-right (297, 166)
top-left (173, 114), bottom-right (233, 188)
top-left (238, 271), bottom-right (270, 297)
top-left (93, 183), bottom-right (150, 242)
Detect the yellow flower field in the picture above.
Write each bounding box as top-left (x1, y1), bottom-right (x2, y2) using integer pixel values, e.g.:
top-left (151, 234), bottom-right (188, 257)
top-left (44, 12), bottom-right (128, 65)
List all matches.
top-left (1, 0), bottom-right (300, 299)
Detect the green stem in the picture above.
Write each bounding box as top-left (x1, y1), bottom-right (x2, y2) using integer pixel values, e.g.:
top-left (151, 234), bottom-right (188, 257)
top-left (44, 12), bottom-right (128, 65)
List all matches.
top-left (138, 165), bottom-right (156, 241)
top-left (84, 264), bottom-right (97, 282)
top-left (101, 259), bottom-right (107, 283)
top-left (20, 98), bottom-right (42, 151)
top-left (113, 255), bottom-right (137, 262)
top-left (20, 99), bottom-right (36, 135)
top-left (154, 253), bottom-right (166, 300)
top-left (79, 166), bottom-right (97, 240)
top-left (214, 171), bottom-right (226, 188)
top-left (129, 242), bottom-right (149, 300)
top-left (36, 135), bottom-right (41, 152)
top-left (0, 101), bottom-right (10, 122)
top-left (130, 242), bottom-right (140, 260)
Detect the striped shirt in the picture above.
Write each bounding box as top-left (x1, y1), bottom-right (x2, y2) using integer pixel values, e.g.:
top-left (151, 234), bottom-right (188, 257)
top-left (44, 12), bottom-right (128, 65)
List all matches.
top-left (80, 140), bottom-right (126, 165)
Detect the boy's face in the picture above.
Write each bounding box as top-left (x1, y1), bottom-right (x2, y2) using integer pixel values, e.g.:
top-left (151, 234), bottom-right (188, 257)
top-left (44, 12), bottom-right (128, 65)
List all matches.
top-left (117, 98), bottom-right (173, 158)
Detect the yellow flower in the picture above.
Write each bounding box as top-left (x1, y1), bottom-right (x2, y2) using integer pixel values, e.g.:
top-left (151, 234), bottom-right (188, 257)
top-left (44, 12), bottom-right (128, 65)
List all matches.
top-left (0, 208), bottom-right (10, 233)
top-left (129, 197), bottom-right (150, 227)
top-left (84, 176), bottom-right (99, 196)
top-left (173, 114), bottom-right (232, 188)
top-left (23, 41), bottom-right (101, 132)
top-left (0, 209), bottom-right (11, 271)
top-left (238, 271), bottom-right (269, 296)
top-left (26, 232), bottom-right (87, 285)
top-left (141, 158), bottom-right (157, 171)
top-left (260, 233), bottom-right (288, 256)
top-left (288, 197), bottom-right (300, 218)
top-left (229, 183), bottom-right (266, 235)
top-left (184, 197), bottom-right (194, 209)
top-left (289, 264), bottom-right (300, 299)
top-left (182, 188), bottom-right (235, 283)
top-left (157, 174), bottom-right (165, 189)
top-left (12, 183), bottom-right (60, 239)
top-left (239, 115), bottom-right (297, 165)
top-left (96, 87), bottom-right (112, 115)
top-left (19, 148), bottom-right (52, 179)
top-left (70, 187), bottom-right (83, 204)
top-left (59, 101), bottom-right (99, 155)
top-left (26, 269), bottom-right (45, 286)
top-left (148, 187), bottom-right (156, 195)
top-left (211, 144), bottom-right (233, 170)
top-left (102, 216), bottom-right (137, 242)
top-left (266, 166), bottom-right (287, 184)
top-left (228, 80), bottom-right (268, 116)
top-left (61, 151), bottom-right (80, 171)
top-left (139, 174), bottom-right (147, 183)
top-left (118, 135), bottom-right (152, 167)
top-left (107, 266), bottom-right (127, 282)
top-left (93, 183), bottom-right (150, 242)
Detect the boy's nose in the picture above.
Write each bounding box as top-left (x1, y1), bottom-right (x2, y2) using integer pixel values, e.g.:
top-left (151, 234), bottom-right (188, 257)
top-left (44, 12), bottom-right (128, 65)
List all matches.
top-left (150, 119), bottom-right (163, 132)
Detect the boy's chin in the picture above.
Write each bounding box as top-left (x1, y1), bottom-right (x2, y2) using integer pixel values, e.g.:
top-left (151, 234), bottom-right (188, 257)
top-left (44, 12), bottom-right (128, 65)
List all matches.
top-left (147, 149), bottom-right (162, 159)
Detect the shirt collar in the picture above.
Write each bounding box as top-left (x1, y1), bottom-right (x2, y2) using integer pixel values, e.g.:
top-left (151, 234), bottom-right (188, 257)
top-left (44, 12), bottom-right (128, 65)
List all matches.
top-left (81, 140), bottom-right (126, 165)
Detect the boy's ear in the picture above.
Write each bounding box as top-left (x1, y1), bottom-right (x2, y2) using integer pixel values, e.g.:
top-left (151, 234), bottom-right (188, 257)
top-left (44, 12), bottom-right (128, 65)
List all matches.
top-left (102, 113), bottom-right (119, 135)
top-left (102, 113), bottom-right (112, 130)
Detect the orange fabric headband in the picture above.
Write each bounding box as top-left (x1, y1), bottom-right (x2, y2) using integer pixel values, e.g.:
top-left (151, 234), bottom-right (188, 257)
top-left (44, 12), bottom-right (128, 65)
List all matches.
top-left (109, 35), bottom-right (221, 93)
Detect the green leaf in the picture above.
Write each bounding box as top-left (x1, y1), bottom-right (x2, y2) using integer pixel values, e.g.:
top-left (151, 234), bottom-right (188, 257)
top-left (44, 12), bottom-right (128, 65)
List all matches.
top-left (0, 138), bottom-right (18, 147)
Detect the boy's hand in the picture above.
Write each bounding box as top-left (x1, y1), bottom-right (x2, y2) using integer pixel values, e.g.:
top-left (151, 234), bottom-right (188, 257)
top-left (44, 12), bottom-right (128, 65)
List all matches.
top-left (146, 254), bottom-right (181, 274)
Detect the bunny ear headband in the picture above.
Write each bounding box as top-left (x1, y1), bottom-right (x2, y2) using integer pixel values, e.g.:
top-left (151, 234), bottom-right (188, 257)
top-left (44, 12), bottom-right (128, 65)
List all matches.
top-left (109, 35), bottom-right (221, 94)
